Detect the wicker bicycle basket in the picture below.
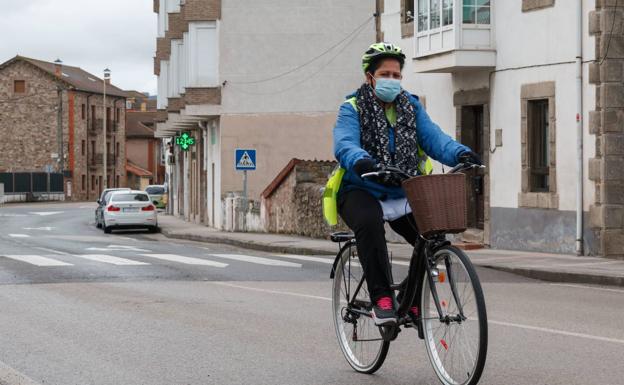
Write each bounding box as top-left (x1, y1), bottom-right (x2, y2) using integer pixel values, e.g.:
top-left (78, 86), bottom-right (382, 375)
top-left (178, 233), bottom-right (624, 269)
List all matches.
top-left (401, 173), bottom-right (467, 236)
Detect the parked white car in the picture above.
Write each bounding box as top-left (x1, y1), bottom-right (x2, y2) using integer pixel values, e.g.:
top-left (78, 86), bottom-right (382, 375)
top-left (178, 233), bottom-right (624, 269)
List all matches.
top-left (101, 190), bottom-right (158, 234)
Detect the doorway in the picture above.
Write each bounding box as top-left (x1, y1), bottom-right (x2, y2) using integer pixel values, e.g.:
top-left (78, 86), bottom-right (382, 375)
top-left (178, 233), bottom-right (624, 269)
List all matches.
top-left (460, 105), bottom-right (485, 230)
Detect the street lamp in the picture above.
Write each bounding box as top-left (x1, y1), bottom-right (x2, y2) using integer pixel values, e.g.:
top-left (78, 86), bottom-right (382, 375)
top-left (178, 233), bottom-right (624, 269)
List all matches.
top-left (103, 68), bottom-right (111, 189)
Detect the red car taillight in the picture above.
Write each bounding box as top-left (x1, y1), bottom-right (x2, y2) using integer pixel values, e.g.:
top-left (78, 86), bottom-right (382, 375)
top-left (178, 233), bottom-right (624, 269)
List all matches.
top-left (142, 205), bottom-right (155, 211)
top-left (107, 205), bottom-right (121, 212)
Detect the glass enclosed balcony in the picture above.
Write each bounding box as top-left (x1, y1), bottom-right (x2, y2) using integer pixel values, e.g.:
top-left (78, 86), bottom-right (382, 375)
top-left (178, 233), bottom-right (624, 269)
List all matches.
top-left (414, 0), bottom-right (496, 73)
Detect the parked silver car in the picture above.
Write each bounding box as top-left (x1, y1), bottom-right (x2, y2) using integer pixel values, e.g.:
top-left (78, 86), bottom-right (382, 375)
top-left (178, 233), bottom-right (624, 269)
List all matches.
top-left (101, 190), bottom-right (159, 234)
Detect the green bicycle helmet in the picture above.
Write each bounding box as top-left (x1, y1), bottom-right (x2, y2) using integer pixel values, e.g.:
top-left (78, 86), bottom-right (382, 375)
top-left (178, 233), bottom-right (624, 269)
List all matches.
top-left (361, 42), bottom-right (406, 74)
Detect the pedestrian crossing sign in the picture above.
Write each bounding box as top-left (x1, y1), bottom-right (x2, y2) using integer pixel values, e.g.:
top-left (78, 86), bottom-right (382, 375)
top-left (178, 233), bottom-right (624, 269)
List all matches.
top-left (235, 149), bottom-right (256, 170)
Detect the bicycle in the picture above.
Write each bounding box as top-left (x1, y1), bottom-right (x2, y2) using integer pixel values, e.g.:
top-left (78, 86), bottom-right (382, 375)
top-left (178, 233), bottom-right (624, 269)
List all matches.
top-left (329, 163), bottom-right (488, 385)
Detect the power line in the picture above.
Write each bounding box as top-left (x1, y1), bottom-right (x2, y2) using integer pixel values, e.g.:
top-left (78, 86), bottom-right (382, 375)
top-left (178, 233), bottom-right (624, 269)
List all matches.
top-left (599, 0), bottom-right (619, 65)
top-left (227, 17), bottom-right (369, 96)
top-left (225, 15), bottom-right (374, 86)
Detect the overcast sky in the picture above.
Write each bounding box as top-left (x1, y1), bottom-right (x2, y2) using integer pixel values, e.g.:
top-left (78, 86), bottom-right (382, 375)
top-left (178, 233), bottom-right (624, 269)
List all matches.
top-left (1, 0), bottom-right (157, 95)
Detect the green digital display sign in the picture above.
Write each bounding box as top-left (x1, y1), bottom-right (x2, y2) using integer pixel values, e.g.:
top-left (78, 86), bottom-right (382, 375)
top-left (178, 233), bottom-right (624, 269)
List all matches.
top-left (175, 132), bottom-right (195, 151)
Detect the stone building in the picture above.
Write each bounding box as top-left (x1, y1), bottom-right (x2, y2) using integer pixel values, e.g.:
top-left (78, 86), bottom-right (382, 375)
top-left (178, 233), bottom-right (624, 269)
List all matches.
top-left (0, 56), bottom-right (128, 201)
top-left (376, 0), bottom-right (623, 258)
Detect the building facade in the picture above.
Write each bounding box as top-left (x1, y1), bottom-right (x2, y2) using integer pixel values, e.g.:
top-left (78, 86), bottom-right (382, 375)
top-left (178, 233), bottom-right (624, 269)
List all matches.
top-left (153, 0), bottom-right (375, 228)
top-left (379, 0), bottom-right (624, 258)
top-left (125, 92), bottom-right (164, 190)
top-left (0, 56), bottom-right (128, 201)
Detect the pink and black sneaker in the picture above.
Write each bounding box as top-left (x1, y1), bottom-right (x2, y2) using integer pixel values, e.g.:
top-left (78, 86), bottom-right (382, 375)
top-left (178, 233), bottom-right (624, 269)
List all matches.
top-left (371, 296), bottom-right (397, 325)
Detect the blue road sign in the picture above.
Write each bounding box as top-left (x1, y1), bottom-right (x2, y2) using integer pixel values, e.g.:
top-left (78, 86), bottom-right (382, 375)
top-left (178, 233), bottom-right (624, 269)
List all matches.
top-left (235, 149), bottom-right (256, 170)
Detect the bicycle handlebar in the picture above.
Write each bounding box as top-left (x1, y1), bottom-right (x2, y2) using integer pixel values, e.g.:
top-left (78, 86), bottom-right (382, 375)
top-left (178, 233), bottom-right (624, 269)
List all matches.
top-left (361, 162), bottom-right (485, 181)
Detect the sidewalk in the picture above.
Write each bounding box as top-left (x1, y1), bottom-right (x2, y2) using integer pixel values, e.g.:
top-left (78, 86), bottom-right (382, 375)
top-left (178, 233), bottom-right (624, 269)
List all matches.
top-left (158, 214), bottom-right (624, 287)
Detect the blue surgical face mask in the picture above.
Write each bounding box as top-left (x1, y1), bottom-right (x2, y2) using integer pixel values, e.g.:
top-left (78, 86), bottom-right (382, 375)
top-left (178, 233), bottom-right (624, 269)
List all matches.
top-left (373, 77), bottom-right (401, 103)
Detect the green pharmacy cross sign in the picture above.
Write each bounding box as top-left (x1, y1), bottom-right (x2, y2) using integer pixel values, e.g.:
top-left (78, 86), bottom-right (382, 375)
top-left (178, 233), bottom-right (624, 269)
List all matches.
top-left (175, 132), bottom-right (196, 151)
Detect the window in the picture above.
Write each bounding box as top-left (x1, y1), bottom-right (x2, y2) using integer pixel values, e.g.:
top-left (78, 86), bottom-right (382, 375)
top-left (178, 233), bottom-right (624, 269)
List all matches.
top-left (91, 105), bottom-right (96, 123)
top-left (81, 104), bottom-right (86, 120)
top-left (91, 175), bottom-right (95, 191)
top-left (112, 193), bottom-right (149, 202)
top-left (116, 108), bottom-right (120, 122)
top-left (463, 0), bottom-right (490, 25)
top-left (81, 140), bottom-right (86, 156)
top-left (91, 141), bottom-right (96, 161)
top-left (418, 0), bottom-right (429, 31)
top-left (107, 142), bottom-right (111, 156)
top-left (82, 175), bottom-right (86, 191)
top-left (14, 80), bottom-right (25, 93)
top-left (405, 0), bottom-right (415, 23)
top-left (116, 175), bottom-right (120, 188)
top-left (519, 81), bottom-right (557, 209)
top-left (443, 0), bottom-right (454, 26)
top-left (116, 142), bottom-right (120, 158)
top-left (528, 99), bottom-right (549, 192)
top-left (431, 0), bottom-right (441, 28)
top-left (418, 0), bottom-right (454, 32)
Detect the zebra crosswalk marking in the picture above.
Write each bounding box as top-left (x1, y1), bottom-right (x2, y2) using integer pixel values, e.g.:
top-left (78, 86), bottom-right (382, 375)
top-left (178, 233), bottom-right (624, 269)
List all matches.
top-left (139, 254), bottom-right (228, 267)
top-left (2, 255), bottom-right (72, 267)
top-left (73, 254), bottom-right (150, 266)
top-left (210, 254), bottom-right (301, 268)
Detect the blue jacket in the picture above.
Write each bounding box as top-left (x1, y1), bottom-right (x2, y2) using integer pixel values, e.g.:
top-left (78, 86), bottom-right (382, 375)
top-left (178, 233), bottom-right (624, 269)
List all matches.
top-left (333, 91), bottom-right (470, 200)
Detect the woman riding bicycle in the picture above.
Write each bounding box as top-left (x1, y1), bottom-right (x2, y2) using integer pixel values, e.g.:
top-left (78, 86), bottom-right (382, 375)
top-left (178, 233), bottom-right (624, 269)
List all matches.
top-left (333, 42), bottom-right (482, 326)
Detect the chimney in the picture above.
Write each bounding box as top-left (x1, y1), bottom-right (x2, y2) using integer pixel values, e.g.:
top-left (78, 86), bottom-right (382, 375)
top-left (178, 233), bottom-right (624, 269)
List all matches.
top-left (103, 68), bottom-right (111, 85)
top-left (54, 59), bottom-right (62, 77)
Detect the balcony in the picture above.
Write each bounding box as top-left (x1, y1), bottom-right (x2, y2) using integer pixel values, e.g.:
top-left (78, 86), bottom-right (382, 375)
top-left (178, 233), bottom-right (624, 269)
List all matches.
top-left (94, 119), bottom-right (118, 135)
top-left (89, 153), bottom-right (115, 169)
top-left (413, 0), bottom-right (496, 73)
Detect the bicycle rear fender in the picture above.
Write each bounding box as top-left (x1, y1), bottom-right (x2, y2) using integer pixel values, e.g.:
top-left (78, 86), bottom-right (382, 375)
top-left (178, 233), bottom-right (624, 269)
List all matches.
top-left (330, 240), bottom-right (356, 279)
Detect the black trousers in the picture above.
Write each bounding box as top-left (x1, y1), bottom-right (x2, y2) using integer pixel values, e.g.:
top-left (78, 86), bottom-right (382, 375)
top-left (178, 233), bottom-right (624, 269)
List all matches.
top-left (338, 189), bottom-right (419, 302)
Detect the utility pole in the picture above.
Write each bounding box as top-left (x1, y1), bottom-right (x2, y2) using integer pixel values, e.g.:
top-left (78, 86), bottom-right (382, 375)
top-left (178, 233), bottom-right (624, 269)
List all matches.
top-left (55, 59), bottom-right (63, 174)
top-left (103, 68), bottom-right (110, 189)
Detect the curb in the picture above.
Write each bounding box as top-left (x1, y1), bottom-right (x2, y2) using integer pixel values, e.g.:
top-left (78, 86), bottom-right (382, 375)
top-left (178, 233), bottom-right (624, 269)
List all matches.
top-left (161, 229), bottom-right (336, 256)
top-left (161, 227), bottom-right (624, 288)
top-left (474, 263), bottom-right (624, 287)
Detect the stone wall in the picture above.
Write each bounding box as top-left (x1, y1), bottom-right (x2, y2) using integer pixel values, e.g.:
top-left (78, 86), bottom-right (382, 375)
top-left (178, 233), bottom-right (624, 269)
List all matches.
top-left (262, 160), bottom-right (348, 239)
top-left (588, 1), bottom-right (624, 259)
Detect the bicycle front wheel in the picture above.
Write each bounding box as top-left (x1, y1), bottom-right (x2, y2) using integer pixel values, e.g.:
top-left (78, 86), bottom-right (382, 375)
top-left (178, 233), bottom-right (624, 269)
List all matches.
top-left (332, 242), bottom-right (389, 374)
top-left (421, 246), bottom-right (487, 385)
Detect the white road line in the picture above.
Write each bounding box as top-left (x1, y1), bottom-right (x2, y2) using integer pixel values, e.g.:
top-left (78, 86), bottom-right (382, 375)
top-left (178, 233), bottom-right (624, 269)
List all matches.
top-left (86, 245), bottom-right (151, 252)
top-left (211, 282), bottom-right (332, 301)
top-left (29, 211), bottom-right (63, 216)
top-left (278, 254), bottom-right (362, 267)
top-left (2, 255), bottom-right (73, 267)
top-left (8, 234), bottom-right (30, 238)
top-left (214, 284), bottom-right (624, 346)
top-left (488, 319), bottom-right (624, 346)
top-left (0, 360), bottom-right (42, 385)
top-left (275, 254), bottom-right (335, 264)
top-left (210, 254), bottom-right (301, 268)
top-left (73, 254), bottom-right (150, 266)
top-left (140, 254), bottom-right (228, 267)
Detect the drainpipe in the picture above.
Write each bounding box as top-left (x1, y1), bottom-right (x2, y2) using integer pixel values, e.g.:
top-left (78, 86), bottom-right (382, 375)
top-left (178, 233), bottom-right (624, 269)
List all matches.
top-left (575, 0), bottom-right (584, 255)
top-left (86, 94), bottom-right (92, 200)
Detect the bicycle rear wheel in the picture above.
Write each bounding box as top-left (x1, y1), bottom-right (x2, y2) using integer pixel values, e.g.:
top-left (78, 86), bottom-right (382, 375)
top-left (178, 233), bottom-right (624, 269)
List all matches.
top-left (332, 242), bottom-right (389, 374)
top-left (421, 246), bottom-right (487, 385)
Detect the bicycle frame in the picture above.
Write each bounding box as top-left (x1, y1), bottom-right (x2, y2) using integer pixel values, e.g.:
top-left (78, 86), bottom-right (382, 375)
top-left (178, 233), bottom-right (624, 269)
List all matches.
top-left (338, 233), bottom-right (468, 342)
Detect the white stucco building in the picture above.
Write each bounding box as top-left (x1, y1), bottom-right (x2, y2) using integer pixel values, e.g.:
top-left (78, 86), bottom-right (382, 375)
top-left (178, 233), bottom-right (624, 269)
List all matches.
top-left (153, 0), bottom-right (375, 229)
top-left (381, 0), bottom-right (624, 257)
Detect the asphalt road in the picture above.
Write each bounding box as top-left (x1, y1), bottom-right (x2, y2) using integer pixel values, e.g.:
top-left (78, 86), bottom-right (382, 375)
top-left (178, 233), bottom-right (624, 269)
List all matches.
top-left (1, 202), bottom-right (623, 385)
